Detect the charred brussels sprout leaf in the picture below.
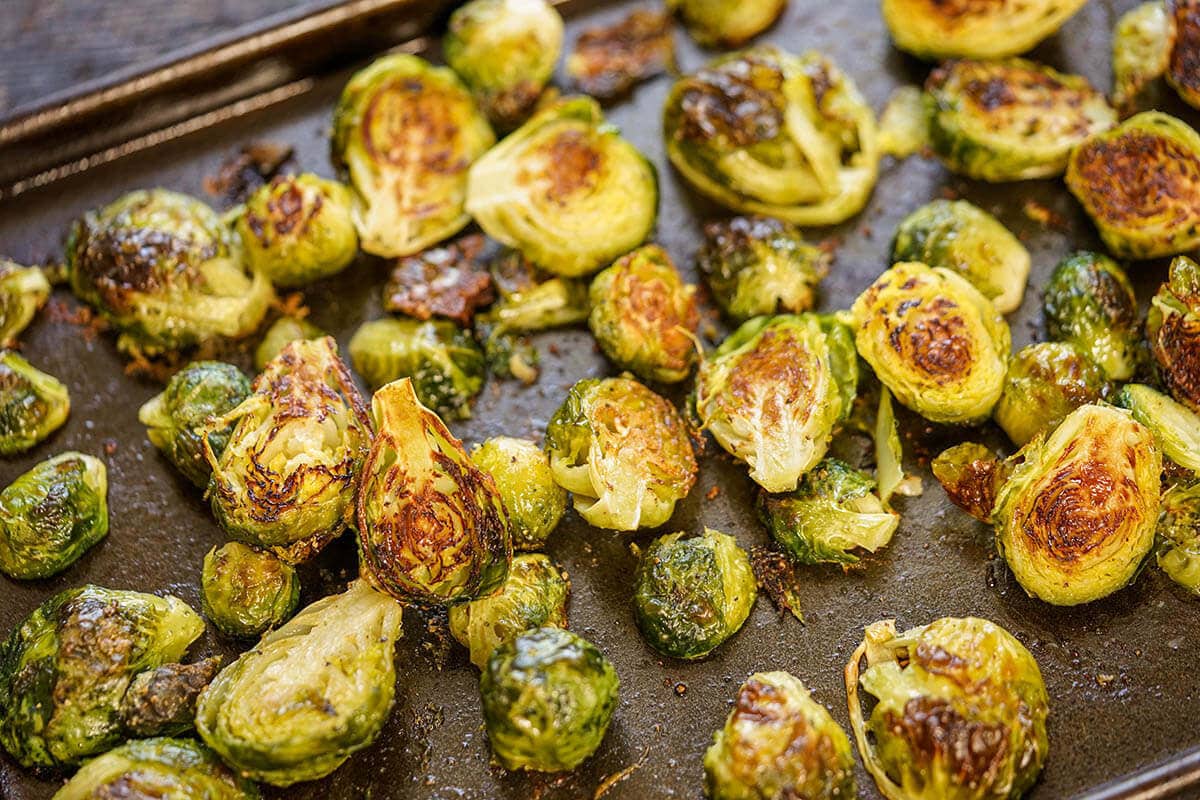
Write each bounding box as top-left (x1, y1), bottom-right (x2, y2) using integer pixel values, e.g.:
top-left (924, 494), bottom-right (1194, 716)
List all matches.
top-left (254, 315), bottom-right (325, 371)
top-left (1118, 383), bottom-right (1200, 473)
top-left (0, 260), bottom-right (50, 347)
top-left (332, 54), bottom-right (495, 258)
top-left (545, 376), bottom-right (697, 531)
top-left (201, 542), bottom-right (300, 638)
top-left (481, 626), bottom-right (618, 772)
top-left (1147, 255), bottom-right (1200, 412)
top-left (0, 586), bottom-right (204, 768)
top-left (382, 234), bottom-right (494, 326)
top-left (0, 351), bottom-right (69, 455)
top-left (118, 658), bottom-right (222, 738)
top-left (0, 452), bottom-right (107, 580)
top-left (881, 0), bottom-right (1085, 59)
top-left (705, 671), bottom-right (856, 800)
top-left (196, 580), bottom-right (403, 786)
top-left (995, 342), bottom-right (1109, 446)
top-left (1112, 1), bottom-right (1174, 111)
top-left (1168, 0), bottom-right (1200, 109)
top-left (53, 737), bottom-right (259, 800)
top-left (931, 442), bottom-right (1008, 522)
top-left (470, 436), bottom-right (567, 550)
top-left (1157, 481), bottom-right (1200, 594)
top-left (357, 378), bottom-right (510, 604)
top-left (664, 47), bottom-right (878, 226)
top-left (666, 0), bottom-right (786, 48)
top-left (1042, 252), bottom-right (1141, 382)
top-left (566, 9), bottom-right (675, 100)
top-left (467, 97), bottom-right (658, 277)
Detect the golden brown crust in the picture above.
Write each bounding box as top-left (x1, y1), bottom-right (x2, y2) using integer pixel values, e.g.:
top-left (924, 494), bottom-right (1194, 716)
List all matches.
top-left (1069, 131), bottom-right (1200, 226)
top-left (725, 328), bottom-right (815, 429)
top-left (534, 130), bottom-right (602, 203)
top-left (1169, 0), bottom-right (1200, 105)
top-left (676, 55), bottom-right (785, 147)
top-left (886, 697), bottom-right (1010, 787)
top-left (363, 78), bottom-right (468, 175)
top-left (1153, 310), bottom-right (1200, 409)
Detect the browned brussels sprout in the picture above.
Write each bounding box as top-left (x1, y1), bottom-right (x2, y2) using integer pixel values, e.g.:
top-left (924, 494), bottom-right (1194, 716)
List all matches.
top-left (566, 9), bottom-right (675, 100)
top-left (117, 658), bottom-right (222, 738)
top-left (53, 737), bottom-right (259, 799)
top-left (1147, 255), bottom-right (1200, 412)
top-left (881, 0), bottom-right (1086, 59)
top-left (994, 342), bottom-right (1109, 446)
top-left (201, 542), bottom-right (301, 638)
top-left (470, 436), bottom-right (567, 550)
top-left (0, 260), bottom-right (50, 347)
top-left (1168, 0), bottom-right (1200, 109)
top-left (0, 351), bottom-right (69, 455)
top-left (382, 234), bottom-right (494, 326)
top-left (1042, 252), bottom-right (1142, 382)
top-left (1112, 2), bottom-right (1174, 111)
top-left (666, 0), bottom-right (787, 48)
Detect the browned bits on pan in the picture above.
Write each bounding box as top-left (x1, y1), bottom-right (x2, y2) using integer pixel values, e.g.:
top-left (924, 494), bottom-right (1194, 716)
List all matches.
top-left (1169, 0), bottom-right (1200, 105)
top-left (567, 9), bottom-right (675, 100)
top-left (203, 141), bottom-right (295, 205)
top-left (886, 697), bottom-right (1011, 786)
top-left (383, 234), bottom-right (494, 325)
top-left (1069, 131), bottom-right (1200, 225)
top-left (677, 56), bottom-right (785, 146)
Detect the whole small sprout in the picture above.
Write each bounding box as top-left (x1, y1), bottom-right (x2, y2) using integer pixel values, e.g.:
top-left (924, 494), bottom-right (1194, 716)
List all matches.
top-left (994, 342), bottom-right (1109, 446)
top-left (1147, 255), bottom-right (1200, 412)
top-left (667, 0), bottom-right (787, 48)
top-left (480, 626), bottom-right (619, 772)
top-left (53, 737), bottom-right (259, 800)
top-left (0, 452), bottom-right (107, 580)
top-left (1156, 481), bottom-right (1200, 594)
top-left (201, 542), bottom-right (301, 638)
top-left (1118, 383), bottom-right (1200, 474)
top-left (470, 436), bottom-right (567, 550)
top-left (0, 260), bottom-right (50, 347)
top-left (1042, 251), bottom-right (1141, 382)
top-left (881, 0), bottom-right (1085, 59)
top-left (0, 350), bottom-right (70, 455)
top-left (254, 315), bottom-right (325, 371)
top-left (633, 529), bottom-right (756, 660)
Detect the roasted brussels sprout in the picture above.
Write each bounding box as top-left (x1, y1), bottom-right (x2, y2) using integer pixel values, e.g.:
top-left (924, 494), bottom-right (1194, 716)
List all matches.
top-left (704, 671), bottom-right (856, 800)
top-left (931, 441), bottom-right (1008, 522)
top-left (0, 452), bottom-right (107, 580)
top-left (65, 189), bottom-right (273, 355)
top-left (0, 350), bottom-right (69, 455)
top-left (588, 245), bottom-right (700, 384)
top-left (851, 261), bottom-right (1010, 425)
top-left (892, 200), bottom-right (1030, 314)
top-left (1042, 252), bottom-right (1141, 382)
top-left (481, 626), bottom-right (618, 772)
top-left (881, 0), bottom-right (1086, 59)
top-left (139, 360), bottom-right (251, 487)
top-left (846, 617), bottom-right (1049, 800)
top-left (1112, 1), bottom-right (1174, 110)
top-left (1066, 111), bottom-right (1200, 259)
top-left (382, 234), bottom-right (494, 325)
top-left (196, 579), bottom-right (403, 786)
top-left (1168, 0), bottom-right (1200, 109)
top-left (566, 8), bottom-right (675, 100)
top-left (53, 737), bottom-right (259, 800)
top-left (254, 315), bottom-right (324, 371)
top-left (696, 216), bottom-right (829, 322)
top-left (663, 47), bottom-right (878, 226)
top-left (0, 260), bottom-right (50, 347)
top-left (1156, 480), bottom-right (1200, 594)
top-left (666, 0), bottom-right (786, 48)
top-left (449, 553), bottom-right (569, 669)
top-left (118, 657), bottom-right (222, 738)
top-left (201, 542), bottom-right (300, 638)
top-left (467, 97), bottom-right (657, 277)
top-left (1147, 255), bottom-right (1200, 412)
top-left (0, 586), bottom-right (204, 768)
top-left (332, 54), bottom-right (495, 258)
top-left (1118, 383), bottom-right (1200, 473)
top-left (878, 85), bottom-right (929, 159)
top-left (357, 378), bottom-right (510, 604)
top-left (206, 337), bottom-right (370, 563)
top-left (470, 436), bottom-right (567, 550)
top-left (545, 376), bottom-right (697, 530)
top-left (994, 342), bottom-right (1109, 446)
top-left (925, 58), bottom-right (1116, 182)
top-left (444, 0), bottom-right (563, 129)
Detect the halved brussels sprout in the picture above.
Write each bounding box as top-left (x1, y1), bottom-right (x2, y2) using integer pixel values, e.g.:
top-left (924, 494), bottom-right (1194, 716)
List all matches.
top-left (931, 441), bottom-right (1009, 522)
top-left (481, 626), bottom-right (618, 772)
top-left (545, 376), bottom-right (697, 531)
top-left (705, 671), bottom-right (856, 800)
top-left (881, 0), bottom-right (1086, 59)
top-left (633, 528), bottom-right (756, 660)
top-left (65, 189), bottom-right (274, 355)
top-left (994, 404), bottom-right (1161, 605)
top-left (357, 378), bottom-right (510, 604)
top-left (925, 58), bottom-right (1116, 182)
top-left (1147, 255), bottom-right (1200, 412)
top-left (851, 261), bottom-right (1010, 425)
top-left (53, 737), bottom-right (259, 800)
top-left (0, 586), bottom-right (204, 768)
top-left (118, 658), bottom-right (221, 738)
top-left (892, 199), bottom-right (1030, 314)
top-left (332, 54), bottom-right (495, 258)
top-left (466, 97), bottom-right (658, 277)
top-left (196, 580), bottom-right (403, 786)
top-left (0, 452), bottom-right (107, 580)
top-left (1156, 480), bottom-right (1200, 594)
top-left (0, 350), bottom-right (69, 455)
top-left (444, 0), bottom-right (563, 129)
top-left (0, 260), bottom-right (50, 347)
top-left (470, 436), bottom-right (567, 550)
top-left (758, 458), bottom-right (899, 566)
top-left (994, 342), bottom-right (1109, 446)
top-left (1118, 383), bottom-right (1200, 473)
top-left (1112, 1), bottom-right (1174, 111)
top-left (846, 617), bottom-right (1049, 800)
top-left (206, 337), bottom-right (371, 563)
top-left (1042, 252), bottom-right (1141, 382)
top-left (1066, 111), bottom-right (1200, 259)
top-left (588, 245), bottom-right (700, 384)
top-left (666, 0), bottom-right (786, 48)
top-left (696, 216), bottom-right (829, 322)
top-left (254, 315), bottom-right (325, 371)
top-left (201, 542), bottom-right (300, 638)
top-left (1168, 0), bottom-right (1200, 109)
top-left (449, 552), bottom-right (569, 669)
top-left (139, 360), bottom-right (251, 487)
top-left (663, 47), bottom-right (878, 226)
top-left (348, 316), bottom-right (485, 419)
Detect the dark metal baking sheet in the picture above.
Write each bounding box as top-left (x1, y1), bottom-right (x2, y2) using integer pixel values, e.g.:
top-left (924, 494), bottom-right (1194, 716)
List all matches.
top-left (2, 1), bottom-right (1199, 798)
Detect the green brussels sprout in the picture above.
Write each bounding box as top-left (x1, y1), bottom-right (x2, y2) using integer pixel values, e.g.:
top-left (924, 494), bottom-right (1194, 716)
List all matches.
top-left (201, 542), bottom-right (300, 638)
top-left (878, 85), bottom-right (929, 159)
top-left (1156, 480), bottom-right (1200, 594)
top-left (332, 54), bottom-right (495, 258)
top-left (0, 451), bottom-right (107, 580)
top-left (357, 378), bottom-right (510, 604)
top-left (53, 737), bottom-right (259, 800)
top-left (196, 579), bottom-right (403, 786)
top-left (1147, 255), bottom-right (1200, 412)
top-left (545, 376), bottom-right (697, 531)
top-left (632, 528), bottom-right (756, 660)
top-left (0, 350), bottom-right (69, 455)
top-left (444, 0), bottom-right (563, 129)
top-left (696, 216), bottom-right (829, 322)
top-left (0, 585), bottom-right (204, 768)
top-left (892, 200), bottom-right (1031, 314)
top-left (1168, 0), bottom-right (1200, 110)
top-left (348, 316), bottom-right (485, 420)
top-left (663, 47), bottom-right (878, 226)
top-left (817, 312), bottom-right (861, 425)
top-left (925, 58), bottom-right (1116, 182)
top-left (994, 342), bottom-right (1109, 446)
top-left (254, 315), bottom-right (325, 371)
top-left (1042, 252), bottom-right (1141, 382)
top-left (0, 259), bottom-right (50, 347)
top-left (65, 189), bottom-right (274, 355)
top-left (470, 436), bottom-right (567, 550)
top-left (588, 245), bottom-right (700, 384)
top-left (449, 552), bottom-right (569, 669)
top-left (704, 671), bottom-right (856, 800)
top-left (666, 0), bottom-right (786, 48)
top-left (1066, 111), bottom-right (1200, 259)
top-left (1118, 383), bottom-right (1200, 473)
top-left (881, 0), bottom-right (1086, 59)
top-left (480, 626), bottom-right (618, 772)
top-left (139, 360), bottom-right (252, 487)
top-left (993, 404), bottom-right (1161, 605)
top-left (846, 617), bottom-right (1049, 800)
top-left (206, 337), bottom-right (371, 563)
top-left (118, 657), bottom-right (222, 738)
top-left (758, 458), bottom-right (899, 566)
top-left (467, 97), bottom-right (658, 277)
top-left (931, 441), bottom-right (1009, 522)
top-left (851, 261), bottom-right (1010, 425)
top-left (1112, 1), bottom-right (1174, 111)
